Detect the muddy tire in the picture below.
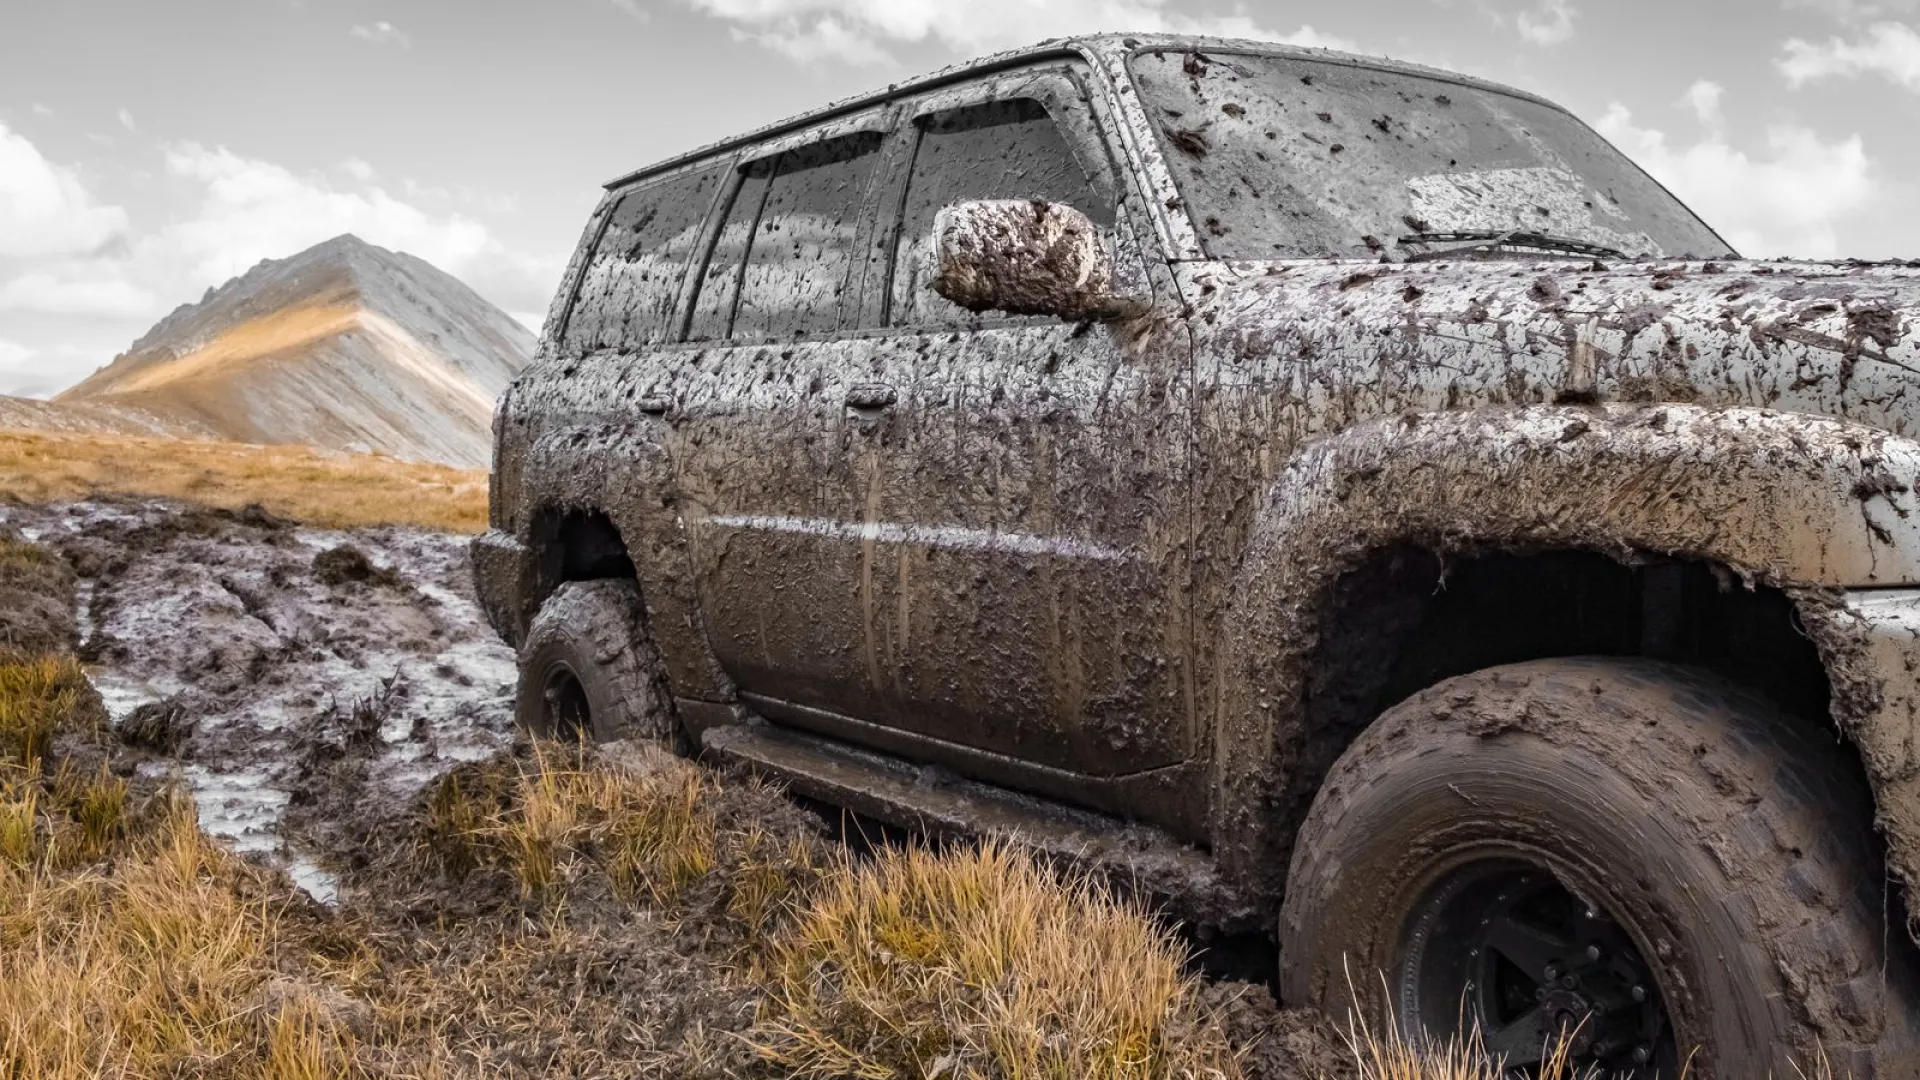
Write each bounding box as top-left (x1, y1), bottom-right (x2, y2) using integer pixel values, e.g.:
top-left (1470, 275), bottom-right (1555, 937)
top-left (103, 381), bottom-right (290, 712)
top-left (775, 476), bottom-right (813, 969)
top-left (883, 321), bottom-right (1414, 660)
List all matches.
top-left (515, 581), bottom-right (674, 746)
top-left (1279, 657), bottom-right (1920, 1079)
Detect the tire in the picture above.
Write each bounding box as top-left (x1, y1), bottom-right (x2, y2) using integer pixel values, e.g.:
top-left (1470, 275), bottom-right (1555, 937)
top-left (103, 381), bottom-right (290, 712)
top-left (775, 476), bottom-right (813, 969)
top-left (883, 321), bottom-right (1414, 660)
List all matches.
top-left (1279, 657), bottom-right (1920, 1079)
top-left (515, 580), bottom-right (674, 746)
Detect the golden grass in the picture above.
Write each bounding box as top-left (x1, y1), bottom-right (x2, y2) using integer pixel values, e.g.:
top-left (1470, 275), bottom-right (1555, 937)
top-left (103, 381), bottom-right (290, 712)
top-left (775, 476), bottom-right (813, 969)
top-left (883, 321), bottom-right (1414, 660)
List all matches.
top-left (0, 642), bottom-right (364, 1080)
top-left (102, 304), bottom-right (362, 394)
top-left (0, 427), bottom-right (489, 533)
top-left (752, 840), bottom-right (1243, 1080)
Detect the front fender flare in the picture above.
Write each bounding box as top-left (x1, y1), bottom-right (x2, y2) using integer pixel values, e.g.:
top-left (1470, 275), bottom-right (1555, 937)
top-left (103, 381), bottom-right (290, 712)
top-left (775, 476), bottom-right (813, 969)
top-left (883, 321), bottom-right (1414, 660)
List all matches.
top-left (1213, 403), bottom-right (1920, 907)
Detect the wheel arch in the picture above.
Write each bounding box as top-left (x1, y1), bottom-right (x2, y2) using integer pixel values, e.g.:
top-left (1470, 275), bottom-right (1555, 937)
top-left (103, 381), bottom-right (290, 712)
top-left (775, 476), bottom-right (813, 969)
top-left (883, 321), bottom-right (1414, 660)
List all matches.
top-left (1216, 403), bottom-right (1920, 935)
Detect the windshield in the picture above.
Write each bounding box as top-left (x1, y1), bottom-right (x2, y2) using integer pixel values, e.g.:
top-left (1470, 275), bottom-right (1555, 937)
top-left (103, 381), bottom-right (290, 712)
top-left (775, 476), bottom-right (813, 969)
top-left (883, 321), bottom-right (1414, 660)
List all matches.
top-left (1128, 48), bottom-right (1735, 261)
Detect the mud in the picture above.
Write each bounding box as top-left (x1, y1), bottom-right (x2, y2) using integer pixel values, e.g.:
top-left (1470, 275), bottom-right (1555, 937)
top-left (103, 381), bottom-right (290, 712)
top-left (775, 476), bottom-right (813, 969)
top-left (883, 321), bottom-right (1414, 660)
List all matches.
top-left (0, 498), bottom-right (516, 889)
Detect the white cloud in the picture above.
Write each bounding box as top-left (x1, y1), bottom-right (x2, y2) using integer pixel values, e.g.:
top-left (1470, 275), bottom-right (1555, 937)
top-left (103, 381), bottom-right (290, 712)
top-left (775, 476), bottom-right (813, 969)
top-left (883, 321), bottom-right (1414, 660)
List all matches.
top-left (30, 104), bottom-right (52, 118)
top-left (1515, 0), bottom-right (1576, 44)
top-left (160, 142), bottom-right (490, 284)
top-left (117, 108), bottom-right (135, 131)
top-left (681, 0), bottom-right (1356, 65)
top-left (349, 21), bottom-right (410, 49)
top-left (339, 158), bottom-right (376, 182)
top-left (0, 271), bottom-right (157, 318)
top-left (1781, 0), bottom-right (1918, 21)
top-left (607, 0), bottom-right (652, 20)
top-left (1778, 21), bottom-right (1920, 89)
top-left (1682, 79), bottom-right (1725, 127)
top-left (1597, 103), bottom-right (1881, 258)
top-left (0, 122), bottom-right (129, 259)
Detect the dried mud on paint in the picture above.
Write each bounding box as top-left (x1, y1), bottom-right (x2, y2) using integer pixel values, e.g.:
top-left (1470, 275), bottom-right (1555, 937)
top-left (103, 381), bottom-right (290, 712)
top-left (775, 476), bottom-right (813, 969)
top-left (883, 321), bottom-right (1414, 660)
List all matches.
top-left (0, 498), bottom-right (1349, 1080)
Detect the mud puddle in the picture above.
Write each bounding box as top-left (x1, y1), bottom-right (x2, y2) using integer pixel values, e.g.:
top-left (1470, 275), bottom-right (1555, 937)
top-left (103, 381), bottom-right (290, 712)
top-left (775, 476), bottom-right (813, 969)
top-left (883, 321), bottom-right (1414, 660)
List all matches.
top-left (0, 499), bottom-right (516, 900)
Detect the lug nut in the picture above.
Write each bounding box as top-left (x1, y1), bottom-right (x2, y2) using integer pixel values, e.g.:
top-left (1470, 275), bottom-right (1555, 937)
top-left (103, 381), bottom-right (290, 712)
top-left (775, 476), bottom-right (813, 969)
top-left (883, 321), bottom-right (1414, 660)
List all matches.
top-left (1631, 985), bottom-right (1647, 1003)
top-left (1586, 944), bottom-right (1603, 962)
top-left (1633, 1046), bottom-right (1651, 1064)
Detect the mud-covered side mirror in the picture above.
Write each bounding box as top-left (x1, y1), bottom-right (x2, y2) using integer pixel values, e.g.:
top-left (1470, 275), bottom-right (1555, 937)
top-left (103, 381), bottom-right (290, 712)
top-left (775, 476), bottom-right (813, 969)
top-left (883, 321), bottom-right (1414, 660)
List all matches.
top-left (930, 199), bottom-right (1146, 322)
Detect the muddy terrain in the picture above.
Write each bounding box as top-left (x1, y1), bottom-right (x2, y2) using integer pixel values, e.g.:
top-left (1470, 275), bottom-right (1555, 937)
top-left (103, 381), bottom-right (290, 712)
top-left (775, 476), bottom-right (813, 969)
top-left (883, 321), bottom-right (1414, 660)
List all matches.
top-left (0, 496), bottom-right (1349, 1079)
top-left (0, 498), bottom-right (516, 902)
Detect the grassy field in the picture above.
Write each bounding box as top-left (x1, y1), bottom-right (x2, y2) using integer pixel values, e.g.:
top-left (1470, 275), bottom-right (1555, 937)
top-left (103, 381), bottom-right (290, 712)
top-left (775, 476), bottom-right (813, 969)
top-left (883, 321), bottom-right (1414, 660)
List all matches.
top-left (0, 428), bottom-right (489, 533)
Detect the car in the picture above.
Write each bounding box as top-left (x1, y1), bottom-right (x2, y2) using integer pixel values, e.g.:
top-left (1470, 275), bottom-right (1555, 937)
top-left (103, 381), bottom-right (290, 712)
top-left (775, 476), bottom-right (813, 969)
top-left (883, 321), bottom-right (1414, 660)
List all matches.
top-left (473, 32), bottom-right (1920, 1077)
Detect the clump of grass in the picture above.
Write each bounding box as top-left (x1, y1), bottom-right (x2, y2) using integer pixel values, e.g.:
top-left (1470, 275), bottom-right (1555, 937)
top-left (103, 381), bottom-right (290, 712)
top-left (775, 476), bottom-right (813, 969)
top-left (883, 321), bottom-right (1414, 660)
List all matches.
top-left (0, 428), bottom-right (490, 533)
top-left (751, 839), bottom-right (1243, 1080)
top-left (0, 654), bottom-right (90, 768)
top-left (421, 744), bottom-right (816, 918)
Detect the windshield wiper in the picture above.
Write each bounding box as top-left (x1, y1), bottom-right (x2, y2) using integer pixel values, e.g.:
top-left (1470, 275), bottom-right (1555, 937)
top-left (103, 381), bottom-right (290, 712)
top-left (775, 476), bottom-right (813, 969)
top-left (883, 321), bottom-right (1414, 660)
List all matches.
top-left (1397, 230), bottom-right (1627, 261)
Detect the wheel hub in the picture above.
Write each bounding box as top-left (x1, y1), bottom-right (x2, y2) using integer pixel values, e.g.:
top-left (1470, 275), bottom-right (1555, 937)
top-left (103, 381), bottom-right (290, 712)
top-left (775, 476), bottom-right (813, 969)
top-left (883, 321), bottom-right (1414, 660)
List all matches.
top-left (1396, 860), bottom-right (1677, 1077)
top-left (541, 665), bottom-right (592, 741)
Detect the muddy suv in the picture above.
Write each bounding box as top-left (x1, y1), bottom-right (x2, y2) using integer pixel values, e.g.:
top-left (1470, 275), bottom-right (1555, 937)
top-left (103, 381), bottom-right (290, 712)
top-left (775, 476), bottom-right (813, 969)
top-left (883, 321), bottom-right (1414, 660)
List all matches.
top-left (476, 34), bottom-right (1920, 1077)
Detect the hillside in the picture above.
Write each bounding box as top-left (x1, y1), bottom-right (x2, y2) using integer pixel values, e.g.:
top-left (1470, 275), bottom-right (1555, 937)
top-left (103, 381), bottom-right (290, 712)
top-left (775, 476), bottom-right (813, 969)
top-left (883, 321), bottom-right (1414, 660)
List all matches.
top-left (41, 234), bottom-right (533, 468)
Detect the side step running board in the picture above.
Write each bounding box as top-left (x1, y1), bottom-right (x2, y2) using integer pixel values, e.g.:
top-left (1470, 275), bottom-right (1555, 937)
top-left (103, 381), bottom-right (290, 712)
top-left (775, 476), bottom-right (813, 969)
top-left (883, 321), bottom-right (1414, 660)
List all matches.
top-left (701, 721), bottom-right (1260, 931)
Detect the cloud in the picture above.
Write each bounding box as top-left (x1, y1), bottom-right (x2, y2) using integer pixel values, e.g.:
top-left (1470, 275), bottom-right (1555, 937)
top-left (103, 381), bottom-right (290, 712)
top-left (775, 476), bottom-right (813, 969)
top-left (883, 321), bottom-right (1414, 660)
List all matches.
top-left (161, 142), bottom-right (490, 285)
top-left (0, 271), bottom-right (157, 318)
top-left (339, 158), bottom-right (376, 182)
top-left (1682, 79), bottom-right (1724, 127)
top-left (607, 0), bottom-right (652, 20)
top-left (0, 122), bottom-right (130, 259)
top-left (1781, 0), bottom-right (1918, 21)
top-left (1778, 20), bottom-right (1920, 89)
top-left (117, 108), bottom-right (135, 131)
top-left (1515, 0), bottom-right (1576, 44)
top-left (1596, 103), bottom-right (1881, 258)
top-left (31, 104), bottom-right (52, 118)
top-left (349, 21), bottom-right (410, 48)
top-left (680, 0), bottom-right (1357, 66)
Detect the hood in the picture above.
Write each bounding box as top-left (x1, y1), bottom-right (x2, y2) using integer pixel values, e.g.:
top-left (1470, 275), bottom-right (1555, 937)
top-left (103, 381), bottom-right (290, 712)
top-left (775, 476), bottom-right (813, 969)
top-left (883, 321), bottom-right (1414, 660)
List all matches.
top-left (1184, 257), bottom-right (1920, 442)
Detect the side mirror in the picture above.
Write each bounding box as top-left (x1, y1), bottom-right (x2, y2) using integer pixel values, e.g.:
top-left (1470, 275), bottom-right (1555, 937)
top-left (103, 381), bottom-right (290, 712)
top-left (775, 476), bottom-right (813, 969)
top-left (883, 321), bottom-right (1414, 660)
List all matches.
top-left (931, 199), bottom-right (1146, 322)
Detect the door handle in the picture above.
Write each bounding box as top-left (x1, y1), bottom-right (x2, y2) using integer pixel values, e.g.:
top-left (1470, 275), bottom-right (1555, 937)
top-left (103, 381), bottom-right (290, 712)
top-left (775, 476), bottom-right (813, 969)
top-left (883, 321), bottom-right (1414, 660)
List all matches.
top-left (844, 384), bottom-right (897, 411)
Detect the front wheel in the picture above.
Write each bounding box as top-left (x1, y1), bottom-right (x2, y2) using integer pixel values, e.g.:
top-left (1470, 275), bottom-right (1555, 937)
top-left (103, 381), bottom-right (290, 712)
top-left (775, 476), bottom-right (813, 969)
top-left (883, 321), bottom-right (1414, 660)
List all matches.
top-left (515, 580), bottom-right (673, 745)
top-left (1279, 658), bottom-right (1919, 1079)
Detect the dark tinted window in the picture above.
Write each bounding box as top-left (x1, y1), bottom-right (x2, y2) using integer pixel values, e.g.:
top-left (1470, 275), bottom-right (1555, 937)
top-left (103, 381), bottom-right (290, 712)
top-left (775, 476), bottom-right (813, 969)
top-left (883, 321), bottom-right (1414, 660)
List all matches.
top-left (563, 165), bottom-right (723, 354)
top-left (687, 132), bottom-right (882, 341)
top-left (890, 98), bottom-right (1108, 326)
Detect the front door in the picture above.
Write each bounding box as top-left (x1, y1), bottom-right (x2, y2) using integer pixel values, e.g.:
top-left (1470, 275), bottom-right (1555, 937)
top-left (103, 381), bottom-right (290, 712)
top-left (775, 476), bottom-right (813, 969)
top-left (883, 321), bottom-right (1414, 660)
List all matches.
top-left (840, 66), bottom-right (1194, 778)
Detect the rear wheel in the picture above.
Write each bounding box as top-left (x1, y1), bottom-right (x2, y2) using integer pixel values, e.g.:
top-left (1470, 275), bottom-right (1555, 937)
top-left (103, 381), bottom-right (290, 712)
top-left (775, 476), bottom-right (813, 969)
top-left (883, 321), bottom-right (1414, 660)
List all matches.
top-left (1279, 658), bottom-right (1919, 1079)
top-left (515, 580), bottom-right (673, 745)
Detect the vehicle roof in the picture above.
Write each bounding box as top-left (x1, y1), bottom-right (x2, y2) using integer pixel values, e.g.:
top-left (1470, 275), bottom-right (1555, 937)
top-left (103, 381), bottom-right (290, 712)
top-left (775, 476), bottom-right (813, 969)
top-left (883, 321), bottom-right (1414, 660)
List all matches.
top-left (601, 32), bottom-right (1562, 191)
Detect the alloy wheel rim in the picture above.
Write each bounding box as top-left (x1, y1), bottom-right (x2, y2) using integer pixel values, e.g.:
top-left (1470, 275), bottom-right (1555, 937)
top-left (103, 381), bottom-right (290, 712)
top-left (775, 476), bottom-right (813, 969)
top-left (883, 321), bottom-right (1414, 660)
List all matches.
top-left (1394, 857), bottom-right (1679, 1078)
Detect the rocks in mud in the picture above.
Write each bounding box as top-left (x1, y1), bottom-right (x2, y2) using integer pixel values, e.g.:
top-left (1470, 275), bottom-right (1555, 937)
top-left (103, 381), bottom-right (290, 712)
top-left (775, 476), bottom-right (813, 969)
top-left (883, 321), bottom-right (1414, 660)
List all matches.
top-left (119, 698), bottom-right (194, 754)
top-left (313, 544), bottom-right (403, 590)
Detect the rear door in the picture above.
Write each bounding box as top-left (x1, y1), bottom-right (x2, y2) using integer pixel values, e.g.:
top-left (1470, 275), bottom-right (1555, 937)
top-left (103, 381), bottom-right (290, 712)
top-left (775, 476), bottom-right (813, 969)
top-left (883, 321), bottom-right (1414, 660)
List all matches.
top-left (663, 109), bottom-right (906, 715)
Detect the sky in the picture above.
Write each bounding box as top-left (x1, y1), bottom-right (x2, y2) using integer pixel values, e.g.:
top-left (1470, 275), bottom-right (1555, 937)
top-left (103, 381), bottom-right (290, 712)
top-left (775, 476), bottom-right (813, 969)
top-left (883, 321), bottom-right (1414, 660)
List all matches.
top-left (3, 0), bottom-right (1919, 396)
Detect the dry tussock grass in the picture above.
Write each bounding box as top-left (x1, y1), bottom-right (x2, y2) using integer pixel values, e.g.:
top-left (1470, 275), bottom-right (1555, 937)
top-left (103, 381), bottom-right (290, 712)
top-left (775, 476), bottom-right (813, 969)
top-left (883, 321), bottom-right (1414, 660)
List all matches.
top-left (0, 428), bottom-right (488, 532)
top-left (0, 648), bottom-right (363, 1079)
top-left (755, 839), bottom-right (1243, 1080)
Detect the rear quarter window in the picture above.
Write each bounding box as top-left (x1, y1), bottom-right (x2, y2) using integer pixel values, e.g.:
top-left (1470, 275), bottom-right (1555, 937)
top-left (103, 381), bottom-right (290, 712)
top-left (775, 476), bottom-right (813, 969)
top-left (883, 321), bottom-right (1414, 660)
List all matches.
top-left (562, 164), bottom-right (724, 355)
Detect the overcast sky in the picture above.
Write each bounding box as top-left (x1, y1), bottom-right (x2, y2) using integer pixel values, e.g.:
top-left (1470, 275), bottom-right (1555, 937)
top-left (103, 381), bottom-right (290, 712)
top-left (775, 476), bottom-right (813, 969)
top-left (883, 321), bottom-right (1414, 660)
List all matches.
top-left (3, 0), bottom-right (1918, 396)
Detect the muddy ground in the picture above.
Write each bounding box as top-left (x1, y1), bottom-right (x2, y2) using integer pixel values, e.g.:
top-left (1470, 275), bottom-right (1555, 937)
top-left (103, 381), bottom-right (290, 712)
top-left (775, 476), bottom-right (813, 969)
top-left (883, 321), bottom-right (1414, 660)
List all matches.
top-left (0, 497), bottom-right (1351, 1080)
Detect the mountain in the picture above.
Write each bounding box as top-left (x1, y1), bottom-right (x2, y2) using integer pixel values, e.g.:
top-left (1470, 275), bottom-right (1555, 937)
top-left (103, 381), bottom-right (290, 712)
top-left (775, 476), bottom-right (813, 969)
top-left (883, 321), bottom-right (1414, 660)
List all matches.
top-left (44, 235), bottom-right (534, 468)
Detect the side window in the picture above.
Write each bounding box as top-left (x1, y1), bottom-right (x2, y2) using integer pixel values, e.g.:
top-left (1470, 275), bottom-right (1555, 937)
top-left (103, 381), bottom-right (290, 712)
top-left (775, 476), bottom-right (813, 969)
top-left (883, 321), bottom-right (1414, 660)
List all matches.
top-left (562, 164), bottom-right (723, 355)
top-left (889, 97), bottom-right (1111, 327)
top-left (687, 132), bottom-right (884, 341)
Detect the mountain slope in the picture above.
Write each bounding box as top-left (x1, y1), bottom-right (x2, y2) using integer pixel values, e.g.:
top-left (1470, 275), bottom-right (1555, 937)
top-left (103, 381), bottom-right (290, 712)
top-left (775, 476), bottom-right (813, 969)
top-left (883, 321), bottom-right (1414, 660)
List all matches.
top-left (54, 235), bottom-right (533, 467)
